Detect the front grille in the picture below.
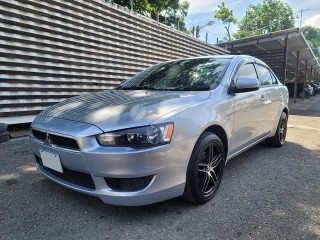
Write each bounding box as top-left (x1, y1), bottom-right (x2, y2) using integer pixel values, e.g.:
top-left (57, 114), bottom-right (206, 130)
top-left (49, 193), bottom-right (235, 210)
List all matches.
top-left (32, 129), bottom-right (46, 141)
top-left (105, 176), bottom-right (153, 191)
top-left (35, 155), bottom-right (95, 190)
top-left (32, 128), bottom-right (80, 151)
top-left (50, 134), bottom-right (79, 150)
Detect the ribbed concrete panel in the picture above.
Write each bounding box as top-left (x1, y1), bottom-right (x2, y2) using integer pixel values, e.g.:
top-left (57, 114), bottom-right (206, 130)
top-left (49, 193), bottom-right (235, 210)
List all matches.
top-left (0, 0), bottom-right (229, 121)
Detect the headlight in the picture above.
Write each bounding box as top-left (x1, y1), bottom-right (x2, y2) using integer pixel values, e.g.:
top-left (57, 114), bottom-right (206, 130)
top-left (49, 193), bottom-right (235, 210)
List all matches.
top-left (97, 123), bottom-right (174, 147)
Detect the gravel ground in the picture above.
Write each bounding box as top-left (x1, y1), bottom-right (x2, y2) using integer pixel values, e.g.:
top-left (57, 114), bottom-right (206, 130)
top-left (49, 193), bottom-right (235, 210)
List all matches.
top-left (1, 96), bottom-right (320, 240)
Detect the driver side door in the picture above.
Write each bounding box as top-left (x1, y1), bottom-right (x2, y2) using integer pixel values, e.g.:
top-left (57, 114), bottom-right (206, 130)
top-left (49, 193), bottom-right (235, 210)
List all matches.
top-left (229, 62), bottom-right (268, 156)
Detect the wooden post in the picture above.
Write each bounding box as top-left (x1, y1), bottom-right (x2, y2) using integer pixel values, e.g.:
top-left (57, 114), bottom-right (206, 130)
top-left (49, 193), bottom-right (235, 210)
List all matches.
top-left (283, 37), bottom-right (288, 84)
top-left (293, 51), bottom-right (300, 103)
top-left (310, 66), bottom-right (313, 82)
top-left (303, 60), bottom-right (308, 98)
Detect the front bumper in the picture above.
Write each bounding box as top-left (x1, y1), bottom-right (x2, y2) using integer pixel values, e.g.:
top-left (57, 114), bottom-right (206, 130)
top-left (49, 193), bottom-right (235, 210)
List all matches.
top-left (30, 116), bottom-right (196, 206)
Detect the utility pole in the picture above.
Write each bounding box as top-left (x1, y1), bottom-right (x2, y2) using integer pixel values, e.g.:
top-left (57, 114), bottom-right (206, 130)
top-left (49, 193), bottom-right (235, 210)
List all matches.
top-left (196, 26), bottom-right (200, 38)
top-left (299, 8), bottom-right (320, 30)
top-left (130, 0), bottom-right (133, 11)
top-left (195, 21), bottom-right (215, 39)
top-left (299, 9), bottom-right (306, 30)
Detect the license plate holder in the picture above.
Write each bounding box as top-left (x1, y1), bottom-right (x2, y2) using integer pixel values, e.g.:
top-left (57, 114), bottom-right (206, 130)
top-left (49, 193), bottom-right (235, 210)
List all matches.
top-left (40, 149), bottom-right (63, 173)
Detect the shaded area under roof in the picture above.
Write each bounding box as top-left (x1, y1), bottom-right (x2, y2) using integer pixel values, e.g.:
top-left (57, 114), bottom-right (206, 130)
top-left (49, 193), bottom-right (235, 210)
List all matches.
top-left (218, 28), bottom-right (320, 84)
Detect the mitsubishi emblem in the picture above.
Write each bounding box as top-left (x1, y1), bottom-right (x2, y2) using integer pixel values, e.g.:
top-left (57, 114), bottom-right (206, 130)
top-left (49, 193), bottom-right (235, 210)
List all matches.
top-left (44, 132), bottom-right (52, 145)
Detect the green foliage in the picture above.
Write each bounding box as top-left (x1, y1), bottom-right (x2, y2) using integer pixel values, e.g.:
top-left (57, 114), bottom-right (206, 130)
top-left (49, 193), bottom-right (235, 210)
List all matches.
top-left (111, 0), bottom-right (151, 15)
top-left (302, 26), bottom-right (320, 62)
top-left (233, 0), bottom-right (295, 39)
top-left (157, 0), bottom-right (190, 32)
top-left (214, 2), bottom-right (237, 41)
top-left (110, 0), bottom-right (190, 33)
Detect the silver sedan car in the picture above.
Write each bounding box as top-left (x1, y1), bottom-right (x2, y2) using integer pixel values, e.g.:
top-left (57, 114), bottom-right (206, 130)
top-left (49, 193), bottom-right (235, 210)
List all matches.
top-left (30, 55), bottom-right (289, 206)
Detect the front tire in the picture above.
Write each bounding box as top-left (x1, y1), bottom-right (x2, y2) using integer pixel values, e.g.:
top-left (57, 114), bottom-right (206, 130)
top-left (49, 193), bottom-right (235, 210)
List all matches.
top-left (266, 111), bottom-right (288, 147)
top-left (183, 132), bottom-right (226, 204)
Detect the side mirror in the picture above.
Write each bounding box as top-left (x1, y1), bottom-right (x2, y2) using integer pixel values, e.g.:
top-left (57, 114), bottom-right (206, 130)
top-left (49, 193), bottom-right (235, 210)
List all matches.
top-left (229, 77), bottom-right (260, 94)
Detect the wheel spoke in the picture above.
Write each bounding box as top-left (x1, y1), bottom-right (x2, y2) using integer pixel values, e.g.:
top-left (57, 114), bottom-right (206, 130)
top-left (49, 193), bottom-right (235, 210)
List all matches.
top-left (200, 173), bottom-right (210, 194)
top-left (211, 170), bottom-right (219, 186)
top-left (210, 144), bottom-right (214, 163)
top-left (198, 163), bottom-right (208, 173)
top-left (210, 154), bottom-right (222, 168)
top-left (208, 172), bottom-right (215, 187)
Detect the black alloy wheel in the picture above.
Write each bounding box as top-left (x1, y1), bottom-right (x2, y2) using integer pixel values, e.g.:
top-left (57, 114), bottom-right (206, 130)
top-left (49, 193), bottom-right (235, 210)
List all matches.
top-left (266, 111), bottom-right (288, 147)
top-left (279, 113), bottom-right (287, 145)
top-left (183, 132), bottom-right (225, 204)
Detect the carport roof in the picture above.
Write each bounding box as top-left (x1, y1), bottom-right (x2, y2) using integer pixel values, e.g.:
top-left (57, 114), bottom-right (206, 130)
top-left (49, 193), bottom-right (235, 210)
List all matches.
top-left (218, 28), bottom-right (320, 83)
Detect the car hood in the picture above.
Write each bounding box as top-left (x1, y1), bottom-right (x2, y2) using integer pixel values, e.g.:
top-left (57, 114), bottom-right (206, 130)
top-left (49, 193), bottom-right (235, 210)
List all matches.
top-left (39, 90), bottom-right (210, 132)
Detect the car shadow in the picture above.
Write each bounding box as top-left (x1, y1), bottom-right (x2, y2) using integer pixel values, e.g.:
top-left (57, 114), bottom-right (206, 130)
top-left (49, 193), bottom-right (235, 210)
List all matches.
top-left (1, 139), bottom-right (319, 239)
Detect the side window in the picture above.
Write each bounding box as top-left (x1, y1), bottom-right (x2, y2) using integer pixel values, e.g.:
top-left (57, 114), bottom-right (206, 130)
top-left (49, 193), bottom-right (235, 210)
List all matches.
top-left (233, 63), bottom-right (258, 81)
top-left (256, 65), bottom-right (273, 86)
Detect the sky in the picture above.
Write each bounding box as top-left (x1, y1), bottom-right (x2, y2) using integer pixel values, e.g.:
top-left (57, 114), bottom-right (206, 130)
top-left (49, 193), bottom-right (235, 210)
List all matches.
top-left (185, 0), bottom-right (320, 43)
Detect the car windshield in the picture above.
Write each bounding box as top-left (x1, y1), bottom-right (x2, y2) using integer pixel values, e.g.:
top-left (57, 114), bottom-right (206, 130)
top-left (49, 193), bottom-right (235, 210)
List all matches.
top-left (120, 58), bottom-right (230, 91)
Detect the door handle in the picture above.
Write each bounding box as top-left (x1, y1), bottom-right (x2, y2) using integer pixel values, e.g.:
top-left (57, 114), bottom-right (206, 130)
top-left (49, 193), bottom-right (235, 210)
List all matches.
top-left (260, 95), bottom-right (266, 102)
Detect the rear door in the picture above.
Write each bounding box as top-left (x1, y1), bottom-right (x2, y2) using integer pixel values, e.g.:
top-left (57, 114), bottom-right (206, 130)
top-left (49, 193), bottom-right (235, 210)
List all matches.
top-left (254, 64), bottom-right (282, 132)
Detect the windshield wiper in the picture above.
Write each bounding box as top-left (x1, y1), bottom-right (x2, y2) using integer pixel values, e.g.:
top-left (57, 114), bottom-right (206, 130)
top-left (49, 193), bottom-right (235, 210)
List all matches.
top-left (119, 86), bottom-right (210, 91)
top-left (121, 86), bottom-right (159, 90)
top-left (169, 87), bottom-right (210, 91)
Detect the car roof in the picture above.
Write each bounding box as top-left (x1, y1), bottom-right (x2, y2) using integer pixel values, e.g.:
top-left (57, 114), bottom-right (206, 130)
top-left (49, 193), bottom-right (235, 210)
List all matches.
top-left (162, 55), bottom-right (269, 67)
top-left (168, 55), bottom-right (257, 61)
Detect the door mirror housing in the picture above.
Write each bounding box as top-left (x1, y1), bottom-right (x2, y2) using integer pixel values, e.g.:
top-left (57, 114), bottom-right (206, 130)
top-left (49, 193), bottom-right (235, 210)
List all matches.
top-left (229, 77), bottom-right (260, 94)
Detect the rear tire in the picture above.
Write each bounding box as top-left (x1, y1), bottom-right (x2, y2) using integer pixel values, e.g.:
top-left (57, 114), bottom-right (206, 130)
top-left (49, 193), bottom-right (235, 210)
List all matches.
top-left (266, 112), bottom-right (287, 147)
top-left (0, 131), bottom-right (10, 143)
top-left (0, 123), bottom-right (8, 133)
top-left (182, 132), bottom-right (226, 204)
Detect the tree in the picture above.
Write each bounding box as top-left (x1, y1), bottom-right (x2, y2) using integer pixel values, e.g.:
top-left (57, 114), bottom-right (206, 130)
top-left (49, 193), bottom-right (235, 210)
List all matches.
top-left (233, 0), bottom-right (295, 39)
top-left (110, 0), bottom-right (190, 33)
top-left (214, 2), bottom-right (237, 41)
top-left (111, 0), bottom-right (151, 15)
top-left (158, 0), bottom-right (190, 32)
top-left (302, 26), bottom-right (320, 62)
